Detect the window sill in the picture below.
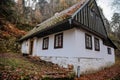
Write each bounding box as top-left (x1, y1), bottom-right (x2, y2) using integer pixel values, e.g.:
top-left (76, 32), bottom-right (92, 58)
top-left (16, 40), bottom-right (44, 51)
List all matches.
top-left (42, 48), bottom-right (48, 50)
top-left (95, 49), bottom-right (100, 51)
top-left (54, 47), bottom-right (63, 49)
top-left (86, 47), bottom-right (92, 50)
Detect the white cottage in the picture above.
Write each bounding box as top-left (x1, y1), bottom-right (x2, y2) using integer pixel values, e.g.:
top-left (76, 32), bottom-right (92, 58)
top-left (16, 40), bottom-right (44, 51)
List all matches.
top-left (19, 0), bottom-right (117, 74)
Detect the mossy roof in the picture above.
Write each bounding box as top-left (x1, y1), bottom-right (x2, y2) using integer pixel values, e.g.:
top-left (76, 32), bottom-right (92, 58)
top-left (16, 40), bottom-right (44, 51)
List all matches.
top-left (20, 0), bottom-right (87, 41)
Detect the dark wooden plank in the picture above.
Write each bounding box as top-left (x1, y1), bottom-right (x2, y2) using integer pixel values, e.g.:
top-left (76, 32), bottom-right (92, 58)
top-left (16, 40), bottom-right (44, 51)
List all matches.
top-left (83, 7), bottom-right (86, 26)
top-left (87, 5), bottom-right (89, 28)
top-left (93, 12), bottom-right (96, 31)
top-left (81, 9), bottom-right (83, 24)
top-left (85, 6), bottom-right (88, 27)
top-left (79, 11), bottom-right (81, 22)
top-left (75, 15), bottom-right (77, 21)
top-left (91, 10), bottom-right (94, 30)
top-left (85, 6), bottom-right (87, 26)
top-left (89, 9), bottom-right (92, 30)
top-left (77, 12), bottom-right (80, 22)
top-left (96, 16), bottom-right (99, 33)
top-left (82, 8), bottom-right (84, 25)
top-left (76, 14), bottom-right (78, 21)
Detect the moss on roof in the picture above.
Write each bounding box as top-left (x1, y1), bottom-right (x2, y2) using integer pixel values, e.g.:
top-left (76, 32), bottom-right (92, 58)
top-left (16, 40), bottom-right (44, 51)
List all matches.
top-left (20, 0), bottom-right (86, 41)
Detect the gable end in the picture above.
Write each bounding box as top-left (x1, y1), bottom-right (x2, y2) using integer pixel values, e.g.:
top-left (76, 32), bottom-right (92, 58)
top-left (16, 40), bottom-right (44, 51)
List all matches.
top-left (72, 0), bottom-right (107, 38)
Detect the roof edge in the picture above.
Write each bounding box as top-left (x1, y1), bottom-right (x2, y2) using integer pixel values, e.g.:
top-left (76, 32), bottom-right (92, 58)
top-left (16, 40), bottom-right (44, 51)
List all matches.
top-left (107, 37), bottom-right (118, 49)
top-left (19, 19), bottom-right (70, 42)
top-left (72, 0), bottom-right (90, 18)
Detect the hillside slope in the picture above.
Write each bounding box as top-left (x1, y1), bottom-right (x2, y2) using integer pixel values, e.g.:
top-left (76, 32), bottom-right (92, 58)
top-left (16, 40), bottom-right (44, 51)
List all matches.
top-left (0, 53), bottom-right (74, 80)
top-left (0, 53), bottom-right (120, 80)
top-left (0, 19), bottom-right (26, 39)
top-left (0, 19), bottom-right (26, 52)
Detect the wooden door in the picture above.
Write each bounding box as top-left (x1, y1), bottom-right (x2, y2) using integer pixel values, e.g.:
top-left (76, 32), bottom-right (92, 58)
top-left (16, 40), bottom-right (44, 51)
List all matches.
top-left (29, 39), bottom-right (34, 55)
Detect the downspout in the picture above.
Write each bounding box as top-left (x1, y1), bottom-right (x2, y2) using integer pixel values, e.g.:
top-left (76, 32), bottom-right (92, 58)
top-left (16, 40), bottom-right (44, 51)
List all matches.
top-left (77, 66), bottom-right (81, 78)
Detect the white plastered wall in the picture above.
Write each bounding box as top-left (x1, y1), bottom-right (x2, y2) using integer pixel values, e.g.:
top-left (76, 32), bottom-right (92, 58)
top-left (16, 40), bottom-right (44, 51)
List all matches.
top-left (21, 28), bottom-right (115, 74)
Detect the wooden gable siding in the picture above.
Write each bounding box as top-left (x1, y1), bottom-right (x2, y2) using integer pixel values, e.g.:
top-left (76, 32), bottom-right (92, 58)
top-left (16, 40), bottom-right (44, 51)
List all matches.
top-left (73, 0), bottom-right (107, 38)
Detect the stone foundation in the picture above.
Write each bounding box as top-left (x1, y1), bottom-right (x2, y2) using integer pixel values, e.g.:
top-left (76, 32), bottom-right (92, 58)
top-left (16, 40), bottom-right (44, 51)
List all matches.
top-left (40, 56), bottom-right (114, 75)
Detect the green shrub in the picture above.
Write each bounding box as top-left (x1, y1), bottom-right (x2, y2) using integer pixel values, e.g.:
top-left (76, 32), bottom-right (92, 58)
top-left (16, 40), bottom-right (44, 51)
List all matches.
top-left (0, 37), bottom-right (21, 53)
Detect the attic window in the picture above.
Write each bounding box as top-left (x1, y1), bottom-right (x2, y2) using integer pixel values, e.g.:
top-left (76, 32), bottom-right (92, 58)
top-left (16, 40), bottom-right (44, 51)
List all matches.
top-left (85, 34), bottom-right (92, 49)
top-left (54, 33), bottom-right (63, 49)
top-left (108, 48), bottom-right (112, 55)
top-left (94, 38), bottom-right (100, 51)
top-left (42, 37), bottom-right (49, 50)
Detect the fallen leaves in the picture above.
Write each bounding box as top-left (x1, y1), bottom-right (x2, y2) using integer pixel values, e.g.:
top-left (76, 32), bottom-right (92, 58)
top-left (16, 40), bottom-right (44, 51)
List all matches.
top-left (1, 53), bottom-right (120, 80)
top-left (76, 60), bottom-right (120, 80)
top-left (0, 53), bottom-right (74, 80)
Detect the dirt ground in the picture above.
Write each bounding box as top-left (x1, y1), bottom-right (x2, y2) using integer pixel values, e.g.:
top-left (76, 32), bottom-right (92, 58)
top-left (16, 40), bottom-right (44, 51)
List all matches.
top-left (0, 53), bottom-right (120, 80)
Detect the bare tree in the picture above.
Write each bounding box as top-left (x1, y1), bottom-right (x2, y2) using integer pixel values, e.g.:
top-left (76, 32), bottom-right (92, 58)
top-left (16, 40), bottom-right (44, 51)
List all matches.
top-left (110, 13), bottom-right (120, 39)
top-left (112, 0), bottom-right (120, 12)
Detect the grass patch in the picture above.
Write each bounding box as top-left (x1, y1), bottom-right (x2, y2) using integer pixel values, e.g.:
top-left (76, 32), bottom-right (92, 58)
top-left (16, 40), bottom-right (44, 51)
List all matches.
top-left (0, 57), bottom-right (37, 69)
top-left (0, 55), bottom-right (42, 80)
top-left (0, 53), bottom-right (74, 80)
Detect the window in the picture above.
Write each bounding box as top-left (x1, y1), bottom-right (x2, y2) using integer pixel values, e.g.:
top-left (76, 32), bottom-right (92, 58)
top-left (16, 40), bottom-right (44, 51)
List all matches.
top-left (54, 33), bottom-right (63, 48)
top-left (42, 37), bottom-right (49, 50)
top-left (94, 38), bottom-right (100, 51)
top-left (108, 48), bottom-right (112, 55)
top-left (85, 34), bottom-right (92, 49)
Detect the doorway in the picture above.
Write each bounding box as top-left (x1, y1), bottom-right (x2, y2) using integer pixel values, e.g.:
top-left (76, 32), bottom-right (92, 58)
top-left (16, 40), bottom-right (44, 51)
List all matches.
top-left (29, 39), bottom-right (34, 55)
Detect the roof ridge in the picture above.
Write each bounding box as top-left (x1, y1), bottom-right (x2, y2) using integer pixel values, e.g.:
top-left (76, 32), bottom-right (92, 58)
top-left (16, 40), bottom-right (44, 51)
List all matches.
top-left (37, 0), bottom-right (86, 27)
top-left (20, 0), bottom-right (88, 41)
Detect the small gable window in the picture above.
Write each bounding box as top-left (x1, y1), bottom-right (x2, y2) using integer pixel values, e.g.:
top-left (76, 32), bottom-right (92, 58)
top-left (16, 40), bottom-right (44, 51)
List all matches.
top-left (94, 38), bottom-right (100, 51)
top-left (85, 34), bottom-right (92, 49)
top-left (42, 37), bottom-right (49, 50)
top-left (54, 33), bottom-right (63, 49)
top-left (108, 48), bottom-right (112, 55)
